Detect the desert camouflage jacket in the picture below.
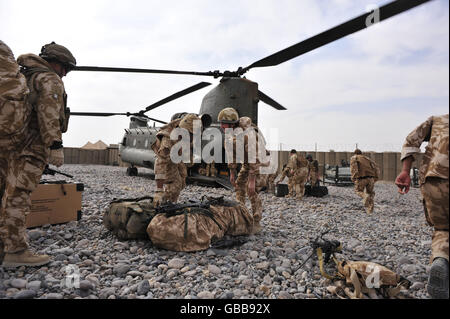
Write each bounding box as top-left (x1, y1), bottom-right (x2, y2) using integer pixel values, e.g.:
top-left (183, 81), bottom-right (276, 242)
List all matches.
top-left (286, 153), bottom-right (308, 173)
top-left (151, 118), bottom-right (189, 180)
top-left (401, 114), bottom-right (449, 184)
top-left (225, 117), bottom-right (268, 175)
top-left (16, 54), bottom-right (66, 149)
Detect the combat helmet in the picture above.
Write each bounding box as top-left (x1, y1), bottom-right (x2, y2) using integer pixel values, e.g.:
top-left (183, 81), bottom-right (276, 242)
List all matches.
top-left (39, 42), bottom-right (76, 71)
top-left (306, 154), bottom-right (313, 161)
top-left (217, 107), bottom-right (239, 124)
top-left (354, 149), bottom-right (362, 155)
top-left (179, 113), bottom-right (201, 134)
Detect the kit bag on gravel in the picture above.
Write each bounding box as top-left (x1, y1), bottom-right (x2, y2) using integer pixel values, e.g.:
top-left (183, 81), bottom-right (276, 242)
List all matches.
top-left (274, 183), bottom-right (289, 197)
top-left (305, 184), bottom-right (328, 197)
top-left (147, 197), bottom-right (254, 252)
top-left (0, 40), bottom-right (31, 148)
top-left (103, 196), bottom-right (156, 240)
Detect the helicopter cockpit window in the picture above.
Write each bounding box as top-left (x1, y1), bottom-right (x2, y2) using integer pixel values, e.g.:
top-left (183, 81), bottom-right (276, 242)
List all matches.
top-left (122, 137), bottom-right (127, 145)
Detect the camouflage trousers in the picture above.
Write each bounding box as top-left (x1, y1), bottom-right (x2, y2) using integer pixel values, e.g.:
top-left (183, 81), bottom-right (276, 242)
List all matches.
top-left (354, 177), bottom-right (375, 214)
top-left (309, 171), bottom-right (319, 186)
top-left (158, 161), bottom-right (187, 203)
top-left (421, 177), bottom-right (449, 262)
top-left (0, 147), bottom-right (46, 253)
top-left (235, 167), bottom-right (262, 226)
top-left (291, 167), bottom-right (308, 200)
top-left (267, 173), bottom-right (278, 193)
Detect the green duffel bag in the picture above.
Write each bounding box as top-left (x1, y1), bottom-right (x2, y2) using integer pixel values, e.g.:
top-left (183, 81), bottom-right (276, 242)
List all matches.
top-left (103, 196), bottom-right (156, 240)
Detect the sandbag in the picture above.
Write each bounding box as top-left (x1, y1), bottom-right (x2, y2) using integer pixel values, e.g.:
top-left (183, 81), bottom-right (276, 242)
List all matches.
top-left (147, 199), bottom-right (254, 252)
top-left (103, 196), bottom-right (155, 240)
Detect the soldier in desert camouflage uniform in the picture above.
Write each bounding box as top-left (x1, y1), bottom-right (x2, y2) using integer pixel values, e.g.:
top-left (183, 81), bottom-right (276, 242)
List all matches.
top-left (395, 114), bottom-right (449, 299)
top-left (0, 42), bottom-right (75, 267)
top-left (306, 154), bottom-right (320, 186)
top-left (151, 113), bottom-right (201, 206)
top-left (218, 107), bottom-right (269, 233)
top-left (286, 150), bottom-right (309, 200)
top-left (350, 149), bottom-right (379, 214)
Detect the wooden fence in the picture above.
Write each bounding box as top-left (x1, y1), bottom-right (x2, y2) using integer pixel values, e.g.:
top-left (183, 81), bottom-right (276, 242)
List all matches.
top-left (63, 145), bottom-right (423, 182)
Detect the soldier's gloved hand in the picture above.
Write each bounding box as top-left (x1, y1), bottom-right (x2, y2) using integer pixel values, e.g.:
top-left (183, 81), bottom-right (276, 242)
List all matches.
top-left (49, 149), bottom-right (64, 167)
top-left (153, 189), bottom-right (166, 207)
top-left (395, 171), bottom-right (411, 194)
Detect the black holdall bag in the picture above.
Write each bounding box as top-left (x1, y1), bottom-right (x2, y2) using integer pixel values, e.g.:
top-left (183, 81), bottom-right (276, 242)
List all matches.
top-left (305, 184), bottom-right (328, 197)
top-left (275, 183), bottom-right (289, 197)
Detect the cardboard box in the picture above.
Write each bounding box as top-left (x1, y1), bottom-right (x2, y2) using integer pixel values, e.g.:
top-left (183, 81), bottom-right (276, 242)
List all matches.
top-left (26, 182), bottom-right (83, 228)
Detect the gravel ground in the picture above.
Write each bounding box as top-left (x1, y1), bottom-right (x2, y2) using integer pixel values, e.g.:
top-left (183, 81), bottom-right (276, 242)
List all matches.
top-left (0, 164), bottom-right (433, 299)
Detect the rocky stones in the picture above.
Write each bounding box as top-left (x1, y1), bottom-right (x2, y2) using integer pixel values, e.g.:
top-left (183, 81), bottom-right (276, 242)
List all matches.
top-left (0, 165), bottom-right (431, 300)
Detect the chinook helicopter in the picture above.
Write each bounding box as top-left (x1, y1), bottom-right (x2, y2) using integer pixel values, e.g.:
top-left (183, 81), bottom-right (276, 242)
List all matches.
top-left (70, 0), bottom-right (432, 189)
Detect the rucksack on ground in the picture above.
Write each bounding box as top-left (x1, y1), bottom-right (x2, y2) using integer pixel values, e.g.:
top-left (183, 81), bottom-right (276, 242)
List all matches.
top-left (0, 40), bottom-right (31, 148)
top-left (103, 196), bottom-right (156, 240)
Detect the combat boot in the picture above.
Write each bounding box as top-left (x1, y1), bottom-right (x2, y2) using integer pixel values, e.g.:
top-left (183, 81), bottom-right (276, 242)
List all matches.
top-left (1, 249), bottom-right (50, 268)
top-left (427, 257), bottom-right (449, 299)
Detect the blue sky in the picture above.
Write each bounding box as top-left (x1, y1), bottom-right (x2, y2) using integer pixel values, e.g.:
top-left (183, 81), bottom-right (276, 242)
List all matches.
top-left (1, 0), bottom-right (448, 151)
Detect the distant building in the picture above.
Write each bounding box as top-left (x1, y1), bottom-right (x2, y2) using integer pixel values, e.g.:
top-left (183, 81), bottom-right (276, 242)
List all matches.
top-left (81, 140), bottom-right (108, 150)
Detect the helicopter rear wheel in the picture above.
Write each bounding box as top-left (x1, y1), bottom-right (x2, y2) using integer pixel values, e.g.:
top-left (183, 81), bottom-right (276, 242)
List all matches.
top-left (126, 167), bottom-right (138, 176)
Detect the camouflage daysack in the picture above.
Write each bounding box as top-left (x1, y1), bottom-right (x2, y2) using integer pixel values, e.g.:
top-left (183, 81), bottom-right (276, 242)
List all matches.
top-left (356, 155), bottom-right (380, 180)
top-left (103, 196), bottom-right (156, 240)
top-left (147, 197), bottom-right (255, 252)
top-left (0, 40), bottom-right (31, 148)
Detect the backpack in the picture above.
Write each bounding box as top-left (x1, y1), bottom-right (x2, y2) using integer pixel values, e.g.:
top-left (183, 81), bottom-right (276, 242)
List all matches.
top-left (356, 155), bottom-right (380, 180)
top-left (103, 196), bottom-right (156, 240)
top-left (0, 41), bottom-right (31, 148)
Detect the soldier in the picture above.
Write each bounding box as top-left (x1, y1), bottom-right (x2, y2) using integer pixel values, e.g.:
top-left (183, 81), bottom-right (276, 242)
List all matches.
top-left (306, 154), bottom-right (320, 186)
top-left (218, 107), bottom-right (268, 233)
top-left (1, 42), bottom-right (76, 267)
top-left (151, 113), bottom-right (201, 206)
top-left (350, 149), bottom-right (379, 214)
top-left (276, 164), bottom-right (294, 197)
top-left (395, 114), bottom-right (449, 299)
top-left (287, 150), bottom-right (309, 200)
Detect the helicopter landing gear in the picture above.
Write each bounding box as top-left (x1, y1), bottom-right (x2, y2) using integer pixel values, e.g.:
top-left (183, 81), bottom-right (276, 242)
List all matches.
top-left (126, 166), bottom-right (138, 176)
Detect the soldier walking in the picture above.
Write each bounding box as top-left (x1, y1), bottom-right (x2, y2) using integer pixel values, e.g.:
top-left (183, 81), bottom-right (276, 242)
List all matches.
top-left (350, 149), bottom-right (379, 214)
top-left (395, 114), bottom-right (449, 299)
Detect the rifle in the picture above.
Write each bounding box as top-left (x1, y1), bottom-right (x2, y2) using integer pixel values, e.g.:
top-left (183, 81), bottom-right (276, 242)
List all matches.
top-left (297, 230), bottom-right (342, 280)
top-left (43, 165), bottom-right (74, 179)
top-left (155, 196), bottom-right (225, 215)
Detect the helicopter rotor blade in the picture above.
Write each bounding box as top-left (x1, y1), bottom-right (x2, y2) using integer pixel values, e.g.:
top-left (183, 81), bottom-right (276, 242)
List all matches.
top-left (70, 111), bottom-right (168, 124)
top-left (74, 66), bottom-right (222, 78)
top-left (258, 90), bottom-right (287, 110)
top-left (70, 112), bottom-right (129, 117)
top-left (244, 0), bottom-right (432, 71)
top-left (139, 81), bottom-right (212, 115)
